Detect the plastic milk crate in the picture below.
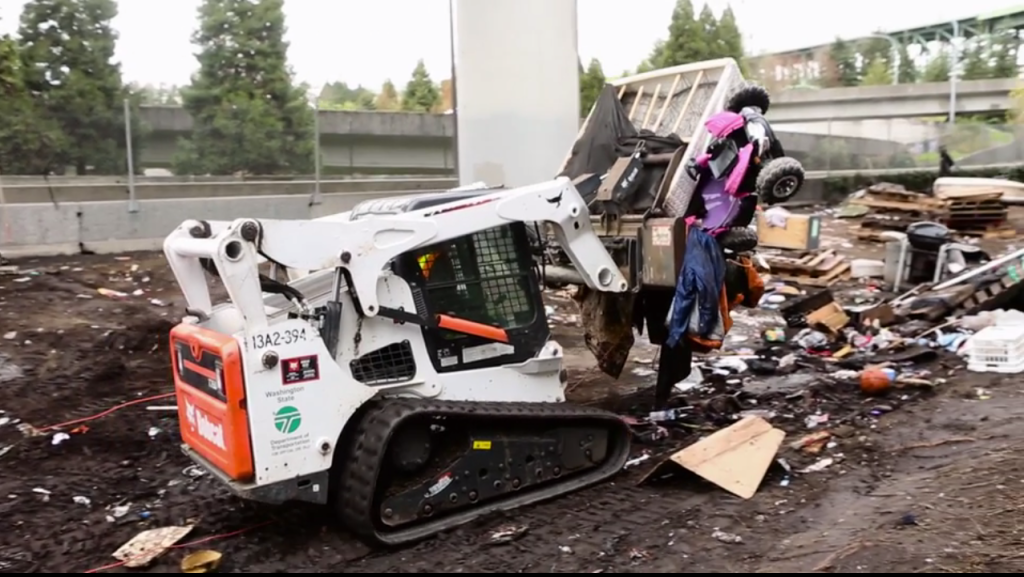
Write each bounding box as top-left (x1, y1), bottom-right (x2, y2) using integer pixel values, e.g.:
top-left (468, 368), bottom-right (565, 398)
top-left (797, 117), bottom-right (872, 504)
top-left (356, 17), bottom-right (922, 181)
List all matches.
top-left (966, 324), bottom-right (1024, 374)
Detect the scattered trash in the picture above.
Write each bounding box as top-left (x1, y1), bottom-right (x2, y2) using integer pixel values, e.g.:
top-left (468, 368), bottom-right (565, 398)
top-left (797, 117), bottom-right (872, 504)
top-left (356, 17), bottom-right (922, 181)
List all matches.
top-left (799, 458), bottom-right (835, 474)
top-left (2, 331), bottom-right (15, 340)
top-left (624, 453), bottom-right (652, 469)
top-left (112, 525), bottom-right (194, 568)
top-left (147, 427), bottom-right (162, 439)
top-left (182, 550), bottom-right (223, 573)
top-left (711, 530), bottom-right (743, 544)
top-left (73, 495), bottom-right (91, 506)
top-left (97, 288), bottom-right (129, 299)
top-left (488, 525), bottom-right (529, 545)
top-left (0, 354), bottom-right (23, 383)
top-left (51, 432), bottom-right (70, 446)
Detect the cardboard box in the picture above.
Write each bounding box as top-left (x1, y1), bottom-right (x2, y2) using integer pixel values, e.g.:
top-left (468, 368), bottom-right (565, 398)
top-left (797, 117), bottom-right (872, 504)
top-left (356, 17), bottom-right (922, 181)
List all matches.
top-left (757, 212), bottom-right (821, 251)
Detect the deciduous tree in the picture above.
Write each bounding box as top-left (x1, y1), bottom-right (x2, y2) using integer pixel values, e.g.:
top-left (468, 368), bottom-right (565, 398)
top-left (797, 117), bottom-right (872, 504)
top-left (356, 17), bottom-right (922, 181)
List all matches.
top-left (860, 57), bottom-right (892, 86)
top-left (376, 80), bottom-right (400, 111)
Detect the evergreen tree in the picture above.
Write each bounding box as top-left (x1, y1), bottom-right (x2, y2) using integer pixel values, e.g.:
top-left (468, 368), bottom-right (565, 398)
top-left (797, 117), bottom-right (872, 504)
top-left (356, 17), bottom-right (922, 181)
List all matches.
top-left (860, 57), bottom-right (892, 86)
top-left (0, 27), bottom-right (66, 174)
top-left (18, 0), bottom-right (139, 175)
top-left (713, 6), bottom-right (744, 63)
top-left (896, 45), bottom-right (917, 83)
top-left (697, 4), bottom-right (717, 39)
top-left (401, 60), bottom-right (440, 113)
top-left (579, 58), bottom-right (606, 116)
top-left (376, 80), bottom-right (400, 111)
top-left (961, 40), bottom-right (991, 80)
top-left (174, 0), bottom-right (314, 175)
top-left (990, 32), bottom-right (1020, 79)
top-left (922, 50), bottom-right (951, 82)
top-left (827, 38), bottom-right (859, 87)
top-left (652, 0), bottom-right (711, 68)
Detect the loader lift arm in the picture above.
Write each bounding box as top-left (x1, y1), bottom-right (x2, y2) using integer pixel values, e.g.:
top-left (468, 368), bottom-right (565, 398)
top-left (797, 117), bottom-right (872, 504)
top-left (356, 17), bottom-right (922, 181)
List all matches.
top-left (164, 177), bottom-right (629, 334)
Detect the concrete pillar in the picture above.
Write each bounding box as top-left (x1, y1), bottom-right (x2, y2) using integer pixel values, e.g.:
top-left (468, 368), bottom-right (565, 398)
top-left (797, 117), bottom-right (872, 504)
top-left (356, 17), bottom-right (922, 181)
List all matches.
top-left (452, 0), bottom-right (579, 187)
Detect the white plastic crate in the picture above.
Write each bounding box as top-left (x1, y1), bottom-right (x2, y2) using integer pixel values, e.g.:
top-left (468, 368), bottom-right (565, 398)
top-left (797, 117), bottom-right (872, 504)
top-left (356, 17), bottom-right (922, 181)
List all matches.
top-left (966, 324), bottom-right (1024, 373)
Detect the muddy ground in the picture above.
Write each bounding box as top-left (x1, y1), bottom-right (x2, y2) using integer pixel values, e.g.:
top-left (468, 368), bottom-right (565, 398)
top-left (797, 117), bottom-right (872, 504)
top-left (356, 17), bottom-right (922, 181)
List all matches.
top-left (0, 227), bottom-right (1023, 573)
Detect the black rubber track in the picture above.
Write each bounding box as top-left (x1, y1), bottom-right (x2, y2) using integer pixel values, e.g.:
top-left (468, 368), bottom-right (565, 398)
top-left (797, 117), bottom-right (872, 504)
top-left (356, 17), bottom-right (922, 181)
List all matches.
top-left (334, 398), bottom-right (632, 547)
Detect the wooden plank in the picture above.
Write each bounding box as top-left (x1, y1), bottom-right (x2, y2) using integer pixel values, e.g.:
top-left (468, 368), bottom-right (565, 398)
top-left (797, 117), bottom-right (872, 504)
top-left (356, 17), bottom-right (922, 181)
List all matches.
top-left (850, 197), bottom-right (949, 213)
top-left (641, 83), bottom-right (662, 129)
top-left (628, 86), bottom-right (645, 122)
top-left (805, 250), bottom-right (836, 269)
top-left (671, 71), bottom-right (704, 134)
top-left (652, 74), bottom-right (681, 131)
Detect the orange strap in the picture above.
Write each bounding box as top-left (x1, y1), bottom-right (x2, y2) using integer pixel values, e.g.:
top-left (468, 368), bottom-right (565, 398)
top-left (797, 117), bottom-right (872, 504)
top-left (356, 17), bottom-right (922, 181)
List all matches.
top-left (437, 314), bottom-right (509, 343)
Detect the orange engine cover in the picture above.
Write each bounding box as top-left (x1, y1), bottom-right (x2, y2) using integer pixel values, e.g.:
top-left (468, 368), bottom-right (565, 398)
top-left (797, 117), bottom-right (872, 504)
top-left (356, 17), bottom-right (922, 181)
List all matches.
top-left (170, 323), bottom-right (254, 481)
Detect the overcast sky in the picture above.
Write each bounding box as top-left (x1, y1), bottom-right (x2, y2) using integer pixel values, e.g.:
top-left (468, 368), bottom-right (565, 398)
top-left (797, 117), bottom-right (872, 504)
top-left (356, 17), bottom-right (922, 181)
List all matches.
top-left (0, 0), bottom-right (1014, 90)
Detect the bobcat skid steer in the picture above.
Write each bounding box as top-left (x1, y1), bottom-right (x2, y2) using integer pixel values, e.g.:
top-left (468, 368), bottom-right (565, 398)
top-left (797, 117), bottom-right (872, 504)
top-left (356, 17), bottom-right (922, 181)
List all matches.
top-left (163, 178), bottom-right (633, 547)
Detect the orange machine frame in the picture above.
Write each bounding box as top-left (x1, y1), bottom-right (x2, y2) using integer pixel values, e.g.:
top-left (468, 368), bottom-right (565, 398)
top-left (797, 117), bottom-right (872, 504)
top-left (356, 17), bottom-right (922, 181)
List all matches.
top-left (170, 323), bottom-right (254, 481)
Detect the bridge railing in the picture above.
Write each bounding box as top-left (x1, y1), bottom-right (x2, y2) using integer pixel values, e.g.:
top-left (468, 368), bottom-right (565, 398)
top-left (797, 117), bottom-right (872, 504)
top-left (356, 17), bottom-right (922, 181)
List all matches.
top-left (785, 121), bottom-right (1024, 172)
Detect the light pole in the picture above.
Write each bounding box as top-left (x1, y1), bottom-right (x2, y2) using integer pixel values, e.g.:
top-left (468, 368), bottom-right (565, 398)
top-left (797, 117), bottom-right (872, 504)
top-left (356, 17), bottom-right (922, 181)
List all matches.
top-left (448, 0), bottom-right (459, 181)
top-left (949, 20), bottom-right (960, 125)
top-left (124, 98), bottom-right (138, 212)
top-left (307, 85), bottom-right (322, 205)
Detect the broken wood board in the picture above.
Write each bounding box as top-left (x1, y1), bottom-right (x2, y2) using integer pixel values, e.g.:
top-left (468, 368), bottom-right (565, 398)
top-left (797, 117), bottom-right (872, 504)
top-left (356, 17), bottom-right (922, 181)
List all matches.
top-left (113, 525), bottom-right (194, 568)
top-left (640, 416), bottom-right (785, 499)
top-left (848, 196), bottom-right (950, 214)
top-left (772, 262), bottom-right (851, 288)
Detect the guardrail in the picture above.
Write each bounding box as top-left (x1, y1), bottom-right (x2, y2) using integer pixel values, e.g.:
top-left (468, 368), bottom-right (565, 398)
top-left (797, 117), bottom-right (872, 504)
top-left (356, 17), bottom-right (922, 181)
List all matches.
top-left (3, 165), bottom-right (1018, 258)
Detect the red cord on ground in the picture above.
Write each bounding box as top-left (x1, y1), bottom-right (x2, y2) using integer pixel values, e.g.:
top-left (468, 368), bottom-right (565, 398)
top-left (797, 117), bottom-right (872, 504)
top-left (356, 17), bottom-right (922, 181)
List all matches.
top-left (83, 521), bottom-right (274, 573)
top-left (38, 392), bottom-right (176, 432)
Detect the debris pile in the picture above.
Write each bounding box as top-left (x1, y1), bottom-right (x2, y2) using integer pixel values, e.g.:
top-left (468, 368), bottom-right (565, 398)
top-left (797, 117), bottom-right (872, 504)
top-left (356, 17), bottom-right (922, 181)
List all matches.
top-left (846, 182), bottom-right (1015, 241)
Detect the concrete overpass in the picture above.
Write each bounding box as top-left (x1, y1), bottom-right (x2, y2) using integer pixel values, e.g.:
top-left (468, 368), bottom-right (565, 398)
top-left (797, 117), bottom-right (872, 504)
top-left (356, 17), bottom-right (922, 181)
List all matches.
top-left (769, 78), bottom-right (1018, 123)
top-left (137, 106), bottom-right (904, 174)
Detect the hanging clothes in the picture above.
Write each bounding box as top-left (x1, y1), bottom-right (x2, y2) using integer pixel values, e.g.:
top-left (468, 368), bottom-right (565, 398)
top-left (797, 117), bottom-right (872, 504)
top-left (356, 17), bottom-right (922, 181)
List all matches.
top-left (666, 225), bottom-right (729, 351)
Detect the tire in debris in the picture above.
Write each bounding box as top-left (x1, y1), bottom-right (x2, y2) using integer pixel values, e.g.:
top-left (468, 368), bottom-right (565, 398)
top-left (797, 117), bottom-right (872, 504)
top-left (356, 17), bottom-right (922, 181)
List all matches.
top-left (725, 82), bottom-right (771, 114)
top-left (756, 157), bottom-right (805, 205)
top-left (717, 226), bottom-right (758, 253)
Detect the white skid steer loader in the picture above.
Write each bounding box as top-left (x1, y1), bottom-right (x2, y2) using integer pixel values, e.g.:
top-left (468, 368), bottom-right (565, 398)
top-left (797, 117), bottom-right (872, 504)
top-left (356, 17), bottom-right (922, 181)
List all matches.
top-left (163, 177), bottom-right (633, 546)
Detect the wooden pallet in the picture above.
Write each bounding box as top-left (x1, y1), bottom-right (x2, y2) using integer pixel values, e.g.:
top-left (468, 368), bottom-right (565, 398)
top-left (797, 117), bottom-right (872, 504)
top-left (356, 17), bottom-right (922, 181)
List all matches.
top-left (956, 224), bottom-right (1017, 239)
top-left (763, 250), bottom-right (851, 287)
top-left (956, 270), bottom-right (1024, 315)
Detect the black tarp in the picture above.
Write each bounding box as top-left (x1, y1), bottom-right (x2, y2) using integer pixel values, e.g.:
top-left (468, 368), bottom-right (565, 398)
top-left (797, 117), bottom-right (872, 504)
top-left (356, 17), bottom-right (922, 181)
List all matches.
top-left (560, 85), bottom-right (638, 180)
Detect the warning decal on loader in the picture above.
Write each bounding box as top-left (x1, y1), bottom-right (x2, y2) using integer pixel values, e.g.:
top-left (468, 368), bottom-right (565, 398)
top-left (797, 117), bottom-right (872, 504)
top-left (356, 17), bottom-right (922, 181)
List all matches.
top-left (281, 355), bottom-right (319, 385)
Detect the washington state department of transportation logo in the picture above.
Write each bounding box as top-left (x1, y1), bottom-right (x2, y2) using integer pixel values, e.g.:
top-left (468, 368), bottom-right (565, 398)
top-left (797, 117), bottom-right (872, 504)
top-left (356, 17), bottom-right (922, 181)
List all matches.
top-left (273, 406), bottom-right (302, 434)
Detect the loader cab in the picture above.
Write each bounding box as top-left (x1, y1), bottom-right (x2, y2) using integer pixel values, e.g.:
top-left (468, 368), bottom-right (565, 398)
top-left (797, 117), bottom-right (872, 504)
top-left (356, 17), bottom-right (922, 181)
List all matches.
top-left (350, 190), bottom-right (551, 373)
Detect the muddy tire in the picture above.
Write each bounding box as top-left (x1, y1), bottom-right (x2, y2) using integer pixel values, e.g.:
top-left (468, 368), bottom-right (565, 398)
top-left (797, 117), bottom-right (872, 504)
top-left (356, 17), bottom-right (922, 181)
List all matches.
top-left (717, 226), bottom-right (758, 253)
top-left (756, 157), bottom-right (804, 205)
top-left (725, 82), bottom-right (770, 114)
